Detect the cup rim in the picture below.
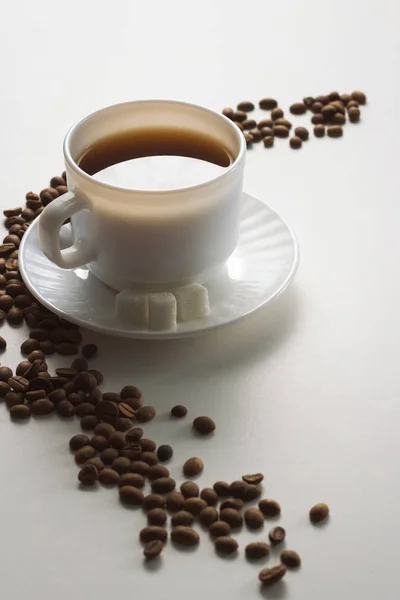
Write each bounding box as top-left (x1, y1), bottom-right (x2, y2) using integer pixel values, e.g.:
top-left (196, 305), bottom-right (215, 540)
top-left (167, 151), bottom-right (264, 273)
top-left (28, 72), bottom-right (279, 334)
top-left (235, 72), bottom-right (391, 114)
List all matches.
top-left (63, 99), bottom-right (246, 196)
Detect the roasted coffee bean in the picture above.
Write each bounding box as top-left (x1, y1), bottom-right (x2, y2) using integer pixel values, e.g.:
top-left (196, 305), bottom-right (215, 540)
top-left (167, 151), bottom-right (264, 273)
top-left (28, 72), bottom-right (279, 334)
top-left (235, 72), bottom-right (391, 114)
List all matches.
top-left (271, 107), bottom-right (284, 120)
top-left (10, 403), bottom-right (31, 419)
top-left (259, 498), bottom-right (281, 518)
top-left (0, 381), bottom-right (10, 396)
top-left (37, 317), bottom-right (59, 330)
top-left (81, 343), bottom-right (98, 359)
top-left (0, 295), bottom-right (14, 312)
top-left (119, 385), bottom-right (141, 400)
top-left (294, 126), bottom-right (309, 141)
top-left (0, 310), bottom-right (5, 323)
top-left (141, 452), bottom-right (158, 466)
top-left (143, 539), bottom-right (164, 560)
top-left (273, 125), bottom-right (289, 138)
top-left (135, 405), bottom-right (156, 423)
top-left (123, 443), bottom-right (142, 461)
top-left (115, 417), bottom-right (133, 431)
top-left (215, 536), bottom-right (238, 555)
top-left (314, 124), bottom-right (325, 138)
top-left (171, 526), bottom-right (199, 547)
top-left (57, 400), bottom-right (75, 417)
top-left (98, 468), bottom-right (120, 485)
top-left (209, 520), bottom-right (231, 538)
top-left (5, 282), bottom-right (25, 297)
top-left (231, 110), bottom-right (247, 122)
top-left (143, 493), bottom-right (165, 511)
top-left (220, 498), bottom-right (244, 511)
top-left (55, 185), bottom-right (67, 195)
top-left (351, 90), bottom-right (366, 104)
top-left (246, 542), bottom-right (270, 560)
top-left (260, 126), bottom-right (274, 138)
top-left (0, 244), bottom-right (15, 258)
top-left (259, 119), bottom-right (274, 129)
top-left (151, 477), bottom-right (176, 494)
top-left (193, 416), bottom-right (215, 435)
top-left (321, 104), bottom-right (336, 119)
top-left (89, 434), bottom-right (109, 451)
top-left (69, 433), bottom-right (90, 451)
top-left (259, 565), bottom-right (287, 586)
top-left (87, 388), bottom-right (102, 405)
top-left (242, 119), bottom-right (257, 130)
top-left (128, 461), bottom-right (148, 476)
top-left (200, 487), bottom-right (218, 506)
top-left (100, 447), bottom-right (119, 464)
top-left (111, 456), bottom-right (131, 474)
top-left (183, 497), bottom-right (207, 516)
top-left (222, 108), bottom-right (234, 117)
top-left (14, 295), bottom-right (32, 310)
top-left (234, 122), bottom-right (244, 132)
top-left (331, 100), bottom-right (345, 114)
top-left (347, 100), bottom-right (359, 109)
top-left (80, 414), bottom-right (98, 430)
top-left (50, 175), bottom-right (65, 188)
top-left (171, 510), bottom-right (193, 527)
top-left (327, 125), bottom-right (343, 138)
top-left (269, 526), bottom-right (286, 545)
top-left (183, 456), bottom-right (204, 477)
top-left (147, 508), bottom-right (167, 526)
top-left (7, 307), bottom-right (23, 325)
top-left (119, 485), bottom-right (144, 506)
top-left (148, 465), bottom-right (170, 481)
top-left (280, 549), bottom-right (301, 568)
top-left (229, 480), bottom-right (249, 499)
top-left (328, 91), bottom-right (340, 101)
top-left (348, 107), bottom-right (360, 122)
top-left (237, 101), bottom-right (254, 112)
top-left (309, 502), bottom-right (329, 523)
top-left (16, 360), bottom-right (34, 378)
top-left (332, 112), bottom-right (346, 125)
top-left (75, 445), bottom-right (96, 464)
top-left (8, 376), bottom-right (29, 393)
top-left (315, 95), bottom-right (329, 105)
top-left (5, 391), bottom-right (24, 408)
top-left (29, 328), bottom-right (48, 342)
top-left (170, 404), bottom-right (187, 418)
top-left (290, 136), bottom-right (302, 149)
top-left (156, 444), bottom-right (173, 462)
top-left (263, 136), bottom-right (274, 148)
top-left (78, 464), bottom-right (98, 486)
top-left (39, 340), bottom-right (55, 355)
top-left (199, 506), bottom-right (219, 527)
top-left (3, 207), bottom-right (22, 218)
top-left (244, 508), bottom-right (264, 530)
top-left (138, 438), bottom-right (156, 452)
top-left (74, 371), bottom-right (97, 393)
top-left (118, 473), bottom-right (145, 488)
top-left (259, 98), bottom-right (278, 110)
top-left (180, 481), bottom-right (199, 498)
top-left (290, 102), bottom-right (307, 115)
top-left (56, 342), bottom-right (79, 355)
top-left (242, 473), bottom-right (264, 485)
top-left (71, 357), bottom-right (88, 372)
top-left (244, 133), bottom-right (254, 147)
top-left (311, 101), bottom-right (323, 114)
top-left (28, 350), bottom-right (46, 363)
top-left (165, 491), bottom-right (185, 512)
top-left (140, 526), bottom-right (168, 544)
top-left (40, 187), bottom-right (59, 200)
top-left (249, 128), bottom-right (262, 142)
top-left (118, 402), bottom-right (135, 419)
top-left (68, 391), bottom-right (86, 406)
top-left (31, 398), bottom-right (54, 415)
top-left (88, 370), bottom-right (103, 386)
top-left (121, 396), bottom-right (142, 410)
top-left (93, 422), bottom-right (115, 438)
top-left (95, 400), bottom-right (118, 423)
top-left (213, 481), bottom-right (230, 496)
top-left (220, 508), bottom-right (243, 528)
top-left (84, 457), bottom-right (104, 472)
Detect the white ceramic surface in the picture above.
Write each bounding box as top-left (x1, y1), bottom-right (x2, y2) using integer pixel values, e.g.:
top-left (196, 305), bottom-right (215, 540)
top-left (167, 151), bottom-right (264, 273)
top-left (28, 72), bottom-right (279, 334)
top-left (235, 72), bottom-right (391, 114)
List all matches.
top-left (20, 192), bottom-right (298, 339)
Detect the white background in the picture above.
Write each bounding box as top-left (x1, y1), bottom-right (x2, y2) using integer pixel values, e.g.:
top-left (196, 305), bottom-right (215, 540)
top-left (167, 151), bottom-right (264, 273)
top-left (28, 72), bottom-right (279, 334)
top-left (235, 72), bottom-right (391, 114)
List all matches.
top-left (0, 1), bottom-right (399, 598)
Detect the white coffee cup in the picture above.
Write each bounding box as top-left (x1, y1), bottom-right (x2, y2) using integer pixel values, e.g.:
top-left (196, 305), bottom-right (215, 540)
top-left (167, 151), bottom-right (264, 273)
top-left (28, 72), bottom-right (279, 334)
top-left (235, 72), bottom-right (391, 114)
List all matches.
top-left (38, 100), bottom-right (246, 291)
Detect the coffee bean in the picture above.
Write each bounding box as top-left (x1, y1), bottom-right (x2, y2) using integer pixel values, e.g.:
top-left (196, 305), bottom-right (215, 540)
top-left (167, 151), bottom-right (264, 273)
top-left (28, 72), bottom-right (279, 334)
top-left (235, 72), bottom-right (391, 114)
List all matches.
top-left (8, 376), bottom-right (29, 393)
top-left (15, 361), bottom-right (31, 377)
top-left (28, 350), bottom-right (46, 363)
top-left (220, 508), bottom-right (243, 528)
top-left (209, 520), bottom-right (231, 538)
top-left (80, 344), bottom-right (97, 359)
top-left (98, 468), bottom-right (120, 485)
top-left (85, 457), bottom-right (104, 472)
top-left (273, 125), bottom-right (289, 138)
top-left (260, 126), bottom-right (274, 138)
top-left (10, 404), bottom-right (30, 419)
top-left (248, 128), bottom-right (262, 142)
top-left (263, 136), bottom-right (274, 148)
top-left (93, 422), bottom-right (114, 439)
top-left (111, 456), bottom-right (131, 474)
top-left (330, 101), bottom-right (345, 114)
top-left (349, 107), bottom-right (360, 123)
top-left (148, 465), bottom-right (170, 481)
top-left (68, 391), bottom-right (86, 406)
top-left (183, 497), bottom-right (208, 516)
top-left (199, 506), bottom-right (219, 527)
top-left (327, 125), bottom-right (343, 138)
top-left (151, 477), bottom-right (176, 494)
top-left (75, 445), bottom-right (96, 465)
top-left (56, 342), bottom-right (78, 355)
top-left (237, 101), bottom-right (254, 112)
top-left (193, 416), bottom-right (215, 436)
top-left (244, 508), bottom-right (264, 530)
top-left (147, 508), bottom-right (167, 526)
top-left (170, 405), bottom-right (187, 418)
top-left (215, 536), bottom-right (238, 555)
top-left (71, 357), bottom-right (88, 372)
top-left (49, 387), bottom-right (67, 404)
top-left (229, 480), bottom-right (249, 499)
top-left (290, 136), bottom-right (302, 149)
top-left (271, 108), bottom-right (284, 120)
top-left (165, 491), bottom-right (185, 512)
top-left (57, 399), bottom-right (75, 417)
top-left (259, 98), bottom-right (278, 110)
top-left (242, 119), bottom-right (257, 131)
top-left (74, 371), bottom-right (97, 393)
top-left (244, 133), bottom-right (253, 148)
top-left (87, 370), bottom-right (103, 386)
top-left (200, 487), bottom-right (218, 506)
top-left (78, 464), bottom-right (98, 486)
top-left (13, 294), bottom-right (32, 310)
top-left (220, 498), bottom-right (243, 511)
top-left (135, 405), bottom-right (156, 423)
top-left (180, 481), bottom-right (199, 498)
top-left (294, 127), bottom-right (309, 141)
top-left (258, 498), bottom-right (281, 518)
top-left (0, 295), bottom-right (14, 312)
top-left (95, 401), bottom-right (118, 423)
top-left (123, 443), bottom-right (142, 460)
top-left (259, 565), bottom-right (287, 586)
top-left (115, 417), bottom-right (133, 432)
top-left (140, 526), bottom-right (168, 544)
top-left (269, 526), bottom-right (286, 545)
top-left (119, 485), bottom-right (144, 506)
top-left (7, 307), bottom-right (23, 325)
top-left (154, 445), bottom-right (172, 464)
top-left (170, 510), bottom-right (193, 527)
top-left (118, 473), bottom-right (145, 488)
top-left (31, 398), bottom-right (54, 415)
top-left (280, 549), bottom-right (301, 568)
top-left (5, 391), bottom-right (24, 409)
top-left (213, 481), bottom-right (230, 496)
top-left (321, 104), bottom-right (336, 120)
top-left (275, 118), bottom-right (292, 130)
top-left (99, 448), bottom-right (119, 465)
top-left (171, 526), bottom-right (199, 547)
top-left (242, 473), bottom-right (264, 485)
top-left (347, 100), bottom-right (359, 109)
top-left (143, 494), bottom-right (165, 512)
top-left (141, 452), bottom-right (158, 466)
top-left (351, 90), bottom-right (366, 105)
top-left (245, 542), bottom-right (270, 560)
top-left (89, 435), bottom-right (108, 452)
top-left (143, 539), bottom-right (164, 560)
top-left (39, 340), bottom-right (55, 355)
top-left (231, 111), bottom-right (247, 123)
top-left (0, 244), bottom-right (16, 258)
top-left (80, 415), bottom-right (99, 430)
top-left (129, 460), bottom-right (149, 475)
top-left (183, 456), bottom-right (204, 478)
top-left (309, 502), bottom-right (329, 523)
top-left (222, 108), bottom-right (234, 117)
top-left (3, 207), bottom-right (22, 218)
top-left (314, 125), bottom-right (325, 138)
top-left (0, 381), bottom-right (10, 396)
top-left (117, 402), bottom-right (134, 420)
top-left (311, 101), bottom-right (323, 114)
top-left (290, 102), bottom-right (307, 115)
top-left (69, 433), bottom-right (90, 451)
top-left (332, 112), bottom-right (346, 125)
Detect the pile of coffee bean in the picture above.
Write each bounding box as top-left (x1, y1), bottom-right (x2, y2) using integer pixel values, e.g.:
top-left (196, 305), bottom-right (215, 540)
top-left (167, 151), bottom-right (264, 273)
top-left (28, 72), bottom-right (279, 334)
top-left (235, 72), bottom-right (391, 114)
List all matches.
top-left (223, 90), bottom-right (367, 150)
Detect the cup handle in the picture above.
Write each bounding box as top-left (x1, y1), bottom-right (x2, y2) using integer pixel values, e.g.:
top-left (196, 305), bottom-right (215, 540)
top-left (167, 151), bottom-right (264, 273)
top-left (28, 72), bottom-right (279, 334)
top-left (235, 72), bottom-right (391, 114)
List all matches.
top-left (38, 191), bottom-right (97, 269)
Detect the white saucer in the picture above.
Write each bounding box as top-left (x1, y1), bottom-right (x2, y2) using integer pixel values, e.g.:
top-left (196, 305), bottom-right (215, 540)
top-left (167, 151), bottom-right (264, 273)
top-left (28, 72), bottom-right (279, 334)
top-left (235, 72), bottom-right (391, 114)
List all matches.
top-left (19, 192), bottom-right (299, 339)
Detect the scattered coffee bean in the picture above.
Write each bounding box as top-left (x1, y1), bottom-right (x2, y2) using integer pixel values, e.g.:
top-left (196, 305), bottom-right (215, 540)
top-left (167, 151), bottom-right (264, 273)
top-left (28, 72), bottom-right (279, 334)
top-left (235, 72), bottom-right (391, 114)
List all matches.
top-left (349, 107), bottom-right (360, 123)
top-left (199, 506), bottom-right (219, 527)
top-left (213, 481), bottom-right (230, 496)
top-left (229, 480), bottom-right (249, 499)
top-left (141, 452), bottom-right (159, 466)
top-left (57, 399), bottom-right (75, 418)
top-left (220, 508), bottom-right (243, 528)
top-left (148, 465), bottom-right (170, 481)
top-left (143, 494), bottom-right (165, 511)
top-left (135, 405), bottom-right (156, 423)
top-left (21, 339), bottom-right (40, 355)
top-left (245, 542), bottom-right (270, 560)
top-left (273, 125), bottom-right (289, 138)
top-left (171, 526), bottom-right (199, 547)
top-left (327, 125), bottom-right (343, 138)
top-left (180, 481), bottom-right (199, 498)
top-left (50, 388), bottom-right (68, 404)
top-left (280, 549), bottom-right (301, 568)
top-left (263, 136), bottom-right (274, 148)
top-left (321, 104), bottom-right (336, 119)
top-left (259, 498), bottom-right (281, 518)
top-left (242, 473), bottom-right (264, 485)
top-left (88, 370), bottom-right (103, 386)
top-left (78, 464), bottom-right (98, 486)
top-left (31, 398), bottom-right (54, 415)
top-left (290, 136), bottom-right (302, 149)
top-left (156, 444), bottom-right (173, 462)
top-left (209, 520), bottom-right (231, 538)
top-left (170, 404), bottom-right (187, 418)
top-left (259, 119), bottom-right (274, 129)
top-left (143, 539), bottom-right (164, 560)
top-left (294, 127), bottom-right (309, 141)
top-left (126, 427), bottom-right (143, 443)
top-left (271, 108), bottom-right (284, 120)
top-left (220, 498), bottom-right (244, 511)
top-left (331, 100), bottom-right (345, 114)
top-left (71, 357), bottom-right (88, 372)
top-left (75, 445), bottom-right (96, 464)
top-left (147, 508), bottom-right (167, 526)
top-left (183, 456), bottom-right (204, 478)
top-left (275, 118), bottom-right (292, 129)
top-left (95, 400), bottom-right (119, 424)
top-left (100, 447), bottom-right (119, 465)
top-left (90, 435), bottom-right (109, 452)
top-left (193, 416), bottom-right (215, 435)
top-left (118, 403), bottom-right (135, 419)
top-left (0, 381), bottom-right (10, 396)
top-left (222, 108), bottom-right (234, 117)
top-left (351, 90), bottom-right (366, 104)
top-left (171, 510), bottom-right (194, 527)
top-left (7, 307), bottom-right (23, 325)
top-left (290, 102), bottom-right (307, 115)
top-left (8, 375), bottom-right (29, 393)
top-left (81, 344), bottom-right (98, 359)
top-left (237, 101), bottom-right (254, 112)
top-left (259, 565), bottom-right (287, 586)
top-left (200, 487), bottom-right (218, 506)
top-left (94, 422), bottom-right (115, 439)
top-left (140, 438), bottom-right (156, 452)
top-left (259, 98), bottom-right (278, 110)
top-left (5, 391), bottom-right (24, 408)
top-left (129, 460), bottom-right (150, 475)
top-left (140, 526), bottom-right (168, 544)
top-left (314, 124), bottom-right (325, 138)
top-left (119, 485), bottom-right (144, 506)
top-left (260, 126), bottom-right (274, 138)
top-left (80, 415), bottom-right (99, 430)
top-left (183, 497), bottom-right (208, 516)
top-left (10, 404), bottom-right (30, 419)
top-left (311, 101), bottom-right (323, 114)
top-left (115, 417), bottom-right (133, 432)
top-left (244, 133), bottom-right (253, 148)
top-left (69, 433), bottom-right (90, 451)
top-left (28, 350), bottom-right (46, 363)
top-left (85, 457), bottom-right (104, 472)
top-left (328, 91), bottom-right (340, 101)
top-left (332, 112), bottom-right (346, 125)
top-left (111, 456), bottom-right (131, 474)
top-left (269, 526), bottom-right (286, 545)
top-left (242, 119), bottom-right (257, 130)
top-left (231, 111), bottom-right (247, 123)
top-left (215, 536), bottom-right (238, 555)
top-left (151, 477), bottom-right (176, 494)
top-left (244, 508), bottom-right (264, 530)
top-left (98, 468), bottom-right (120, 485)
top-left (309, 502), bottom-right (329, 523)
top-left (347, 100), bottom-right (359, 109)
